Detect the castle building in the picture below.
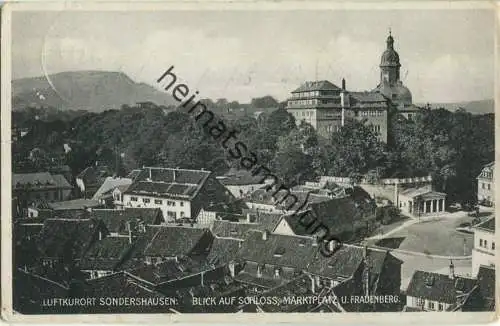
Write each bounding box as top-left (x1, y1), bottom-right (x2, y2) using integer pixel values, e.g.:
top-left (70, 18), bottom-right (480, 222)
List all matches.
top-left (286, 32), bottom-right (413, 142)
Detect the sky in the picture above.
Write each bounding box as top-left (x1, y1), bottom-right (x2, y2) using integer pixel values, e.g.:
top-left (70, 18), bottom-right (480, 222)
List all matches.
top-left (11, 8), bottom-right (495, 104)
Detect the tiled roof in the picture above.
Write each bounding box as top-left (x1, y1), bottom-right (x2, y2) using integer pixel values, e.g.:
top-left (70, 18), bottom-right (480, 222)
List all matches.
top-left (211, 211), bottom-right (282, 239)
top-left (306, 244), bottom-right (391, 281)
top-left (202, 199), bottom-right (248, 215)
top-left (12, 172), bottom-right (72, 190)
top-left (474, 217), bottom-right (495, 233)
top-left (91, 208), bottom-right (163, 234)
top-left (207, 237), bottom-right (243, 266)
top-left (129, 257), bottom-right (207, 285)
top-left (476, 265), bottom-right (495, 300)
top-left (79, 272), bottom-right (173, 313)
top-left (292, 80), bottom-right (341, 93)
top-left (48, 199), bottom-right (101, 211)
top-left (211, 221), bottom-right (261, 239)
top-left (125, 167), bottom-right (212, 200)
top-left (127, 169), bottom-right (142, 181)
top-left (237, 230), bottom-right (317, 270)
top-left (91, 177), bottom-right (133, 200)
top-left (406, 270), bottom-right (476, 304)
top-left (13, 268), bottom-right (69, 313)
top-left (37, 218), bottom-right (101, 259)
top-left (143, 226), bottom-right (213, 257)
top-left (217, 169), bottom-right (266, 186)
top-left (256, 275), bottom-right (317, 312)
top-left (349, 91), bottom-right (387, 103)
top-left (51, 174), bottom-right (72, 189)
top-left (79, 236), bottom-right (136, 271)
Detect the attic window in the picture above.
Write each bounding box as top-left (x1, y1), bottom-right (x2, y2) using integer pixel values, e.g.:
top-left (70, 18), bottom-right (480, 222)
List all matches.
top-left (274, 247), bottom-right (285, 257)
top-left (424, 275), bottom-right (434, 287)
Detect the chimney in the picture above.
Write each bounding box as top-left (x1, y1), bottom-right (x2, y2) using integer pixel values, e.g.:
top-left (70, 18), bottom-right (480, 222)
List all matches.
top-left (309, 275), bottom-right (316, 294)
top-left (229, 261), bottom-right (236, 277)
top-left (342, 78), bottom-right (346, 91)
top-left (312, 235), bottom-right (319, 247)
top-left (128, 221), bottom-right (133, 244)
top-left (262, 230), bottom-right (268, 241)
top-left (449, 260), bottom-right (455, 280)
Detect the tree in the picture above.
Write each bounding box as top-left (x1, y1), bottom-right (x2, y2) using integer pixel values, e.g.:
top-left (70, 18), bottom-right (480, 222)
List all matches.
top-left (250, 95), bottom-right (279, 108)
top-left (325, 119), bottom-right (388, 177)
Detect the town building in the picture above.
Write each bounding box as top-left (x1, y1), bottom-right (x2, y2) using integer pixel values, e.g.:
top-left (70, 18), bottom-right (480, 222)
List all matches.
top-left (216, 168), bottom-right (270, 199)
top-left (286, 33), bottom-right (415, 143)
top-left (91, 176), bottom-right (133, 207)
top-left (90, 208), bottom-right (165, 236)
top-left (76, 165), bottom-right (112, 198)
top-left (472, 217), bottom-right (495, 276)
top-left (12, 172), bottom-right (73, 215)
top-left (477, 162), bottom-right (494, 207)
top-left (122, 167), bottom-right (235, 222)
top-left (405, 263), bottom-right (476, 312)
top-left (286, 80), bottom-right (389, 142)
top-left (397, 187), bottom-right (446, 217)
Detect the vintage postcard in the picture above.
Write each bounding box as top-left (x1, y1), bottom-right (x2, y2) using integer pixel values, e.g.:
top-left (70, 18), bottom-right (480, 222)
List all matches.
top-left (1, 1), bottom-right (498, 324)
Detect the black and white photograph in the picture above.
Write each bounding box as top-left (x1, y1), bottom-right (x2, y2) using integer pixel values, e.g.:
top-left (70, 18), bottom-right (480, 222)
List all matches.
top-left (1, 2), bottom-right (497, 322)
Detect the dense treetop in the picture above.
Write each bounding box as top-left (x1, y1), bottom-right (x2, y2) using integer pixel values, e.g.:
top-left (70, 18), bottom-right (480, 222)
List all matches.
top-left (12, 102), bottom-right (494, 205)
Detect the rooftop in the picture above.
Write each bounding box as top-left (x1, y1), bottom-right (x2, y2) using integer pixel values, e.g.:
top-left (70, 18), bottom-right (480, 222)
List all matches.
top-left (13, 172), bottom-right (72, 190)
top-left (91, 177), bottom-right (133, 200)
top-left (292, 80), bottom-right (341, 93)
top-left (125, 167), bottom-right (212, 200)
top-left (473, 217), bottom-right (495, 233)
top-left (406, 270), bottom-right (476, 304)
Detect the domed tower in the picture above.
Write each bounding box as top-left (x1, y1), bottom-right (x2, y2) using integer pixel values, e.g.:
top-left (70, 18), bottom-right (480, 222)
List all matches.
top-left (380, 32), bottom-right (401, 85)
top-left (374, 31), bottom-right (412, 107)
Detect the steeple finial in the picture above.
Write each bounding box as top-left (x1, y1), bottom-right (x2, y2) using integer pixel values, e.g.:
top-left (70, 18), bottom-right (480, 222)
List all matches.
top-left (389, 27), bottom-right (391, 36)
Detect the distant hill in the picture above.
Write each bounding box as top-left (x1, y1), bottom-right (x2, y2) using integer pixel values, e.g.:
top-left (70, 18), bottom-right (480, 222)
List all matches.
top-left (421, 99), bottom-right (494, 115)
top-left (12, 71), bottom-right (176, 112)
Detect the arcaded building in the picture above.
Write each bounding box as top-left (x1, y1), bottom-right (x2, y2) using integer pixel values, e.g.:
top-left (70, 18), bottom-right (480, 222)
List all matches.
top-left (286, 32), bottom-right (413, 143)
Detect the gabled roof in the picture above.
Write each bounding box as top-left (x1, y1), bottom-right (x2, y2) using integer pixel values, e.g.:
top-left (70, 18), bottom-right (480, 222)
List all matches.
top-left (79, 236), bottom-right (136, 271)
top-left (124, 167), bottom-right (212, 200)
top-left (306, 244), bottom-right (392, 281)
top-left (211, 221), bottom-right (262, 239)
top-left (473, 217), bottom-right (495, 233)
top-left (142, 226), bottom-right (212, 257)
top-left (207, 237), bottom-right (243, 266)
top-left (91, 208), bottom-right (163, 234)
top-left (77, 166), bottom-right (109, 184)
top-left (292, 80), bottom-right (341, 93)
top-left (217, 169), bottom-right (266, 186)
top-left (406, 270), bottom-right (476, 304)
top-left (126, 169), bottom-right (142, 181)
top-left (12, 172), bottom-right (72, 190)
top-left (129, 257), bottom-right (208, 285)
top-left (211, 212), bottom-right (282, 239)
top-left (37, 218), bottom-right (102, 259)
top-left (48, 199), bottom-right (101, 211)
top-left (92, 177), bottom-right (133, 200)
top-left (476, 265), bottom-right (495, 300)
top-left (80, 272), bottom-right (169, 309)
top-left (237, 230), bottom-right (317, 270)
top-left (399, 187), bottom-right (446, 200)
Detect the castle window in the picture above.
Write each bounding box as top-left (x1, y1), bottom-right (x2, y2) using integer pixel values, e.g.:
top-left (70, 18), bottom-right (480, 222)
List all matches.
top-left (154, 199), bottom-right (162, 204)
top-left (131, 196), bottom-right (138, 202)
top-left (480, 239), bottom-right (483, 247)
